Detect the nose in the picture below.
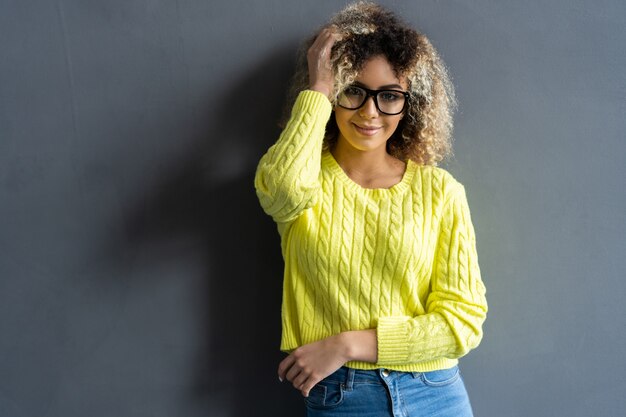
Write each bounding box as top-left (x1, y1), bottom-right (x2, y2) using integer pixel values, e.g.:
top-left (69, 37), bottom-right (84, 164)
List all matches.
top-left (358, 96), bottom-right (379, 118)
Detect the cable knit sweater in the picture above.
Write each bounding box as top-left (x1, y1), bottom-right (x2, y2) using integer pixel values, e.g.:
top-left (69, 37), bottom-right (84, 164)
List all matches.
top-left (254, 90), bottom-right (487, 372)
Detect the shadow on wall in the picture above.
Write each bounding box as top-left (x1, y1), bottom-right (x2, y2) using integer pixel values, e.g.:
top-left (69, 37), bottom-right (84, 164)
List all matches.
top-left (114, 45), bottom-right (307, 416)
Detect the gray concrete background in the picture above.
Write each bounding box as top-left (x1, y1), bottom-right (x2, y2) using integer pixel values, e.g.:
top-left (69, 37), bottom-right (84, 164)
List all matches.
top-left (1, 0), bottom-right (624, 416)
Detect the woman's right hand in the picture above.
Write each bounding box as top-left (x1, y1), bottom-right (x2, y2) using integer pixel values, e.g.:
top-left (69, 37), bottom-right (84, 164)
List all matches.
top-left (307, 27), bottom-right (342, 99)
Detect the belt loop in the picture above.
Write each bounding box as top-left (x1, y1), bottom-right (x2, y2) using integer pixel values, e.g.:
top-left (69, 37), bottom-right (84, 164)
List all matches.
top-left (344, 367), bottom-right (355, 391)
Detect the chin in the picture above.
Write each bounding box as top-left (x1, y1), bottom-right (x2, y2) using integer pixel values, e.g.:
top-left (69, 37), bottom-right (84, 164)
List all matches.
top-left (347, 139), bottom-right (387, 153)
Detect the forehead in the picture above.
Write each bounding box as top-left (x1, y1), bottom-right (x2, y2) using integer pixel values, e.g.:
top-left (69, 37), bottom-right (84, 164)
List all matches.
top-left (355, 55), bottom-right (408, 89)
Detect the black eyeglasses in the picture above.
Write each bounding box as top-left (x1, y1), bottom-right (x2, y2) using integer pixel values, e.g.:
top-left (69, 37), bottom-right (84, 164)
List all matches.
top-left (337, 85), bottom-right (410, 115)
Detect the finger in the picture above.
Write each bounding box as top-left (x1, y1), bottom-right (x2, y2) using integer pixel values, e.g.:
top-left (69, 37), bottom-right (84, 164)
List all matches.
top-left (292, 370), bottom-right (309, 390)
top-left (315, 34), bottom-right (338, 56)
top-left (323, 30), bottom-right (341, 46)
top-left (277, 355), bottom-right (295, 381)
top-left (310, 37), bottom-right (333, 58)
top-left (313, 27), bottom-right (339, 51)
top-left (285, 362), bottom-right (303, 382)
top-left (301, 377), bottom-right (319, 398)
top-left (323, 25), bottom-right (343, 42)
top-left (312, 29), bottom-right (332, 47)
top-left (323, 25), bottom-right (340, 36)
top-left (313, 34), bottom-right (338, 70)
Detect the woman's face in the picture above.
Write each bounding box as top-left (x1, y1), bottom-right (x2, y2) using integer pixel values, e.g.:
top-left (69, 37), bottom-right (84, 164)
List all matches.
top-left (334, 55), bottom-right (408, 154)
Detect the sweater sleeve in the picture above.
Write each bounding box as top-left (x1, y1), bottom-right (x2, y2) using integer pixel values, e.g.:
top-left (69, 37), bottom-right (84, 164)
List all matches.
top-left (254, 90), bottom-right (332, 223)
top-left (376, 183), bottom-right (488, 365)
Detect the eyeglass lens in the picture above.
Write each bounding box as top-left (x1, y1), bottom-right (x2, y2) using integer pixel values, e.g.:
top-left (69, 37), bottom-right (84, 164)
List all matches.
top-left (338, 86), bottom-right (406, 115)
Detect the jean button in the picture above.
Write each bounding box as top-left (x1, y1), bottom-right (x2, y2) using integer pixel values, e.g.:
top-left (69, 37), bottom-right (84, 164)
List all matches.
top-left (382, 369), bottom-right (390, 377)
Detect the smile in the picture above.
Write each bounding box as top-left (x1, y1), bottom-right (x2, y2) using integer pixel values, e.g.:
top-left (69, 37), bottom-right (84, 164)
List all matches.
top-left (353, 123), bottom-right (382, 136)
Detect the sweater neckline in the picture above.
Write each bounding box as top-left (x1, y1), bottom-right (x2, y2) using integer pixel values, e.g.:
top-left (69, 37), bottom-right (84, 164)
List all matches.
top-left (322, 150), bottom-right (416, 197)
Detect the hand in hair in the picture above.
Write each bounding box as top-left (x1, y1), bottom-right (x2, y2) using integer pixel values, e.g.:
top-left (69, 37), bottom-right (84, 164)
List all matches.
top-left (307, 26), bottom-right (342, 100)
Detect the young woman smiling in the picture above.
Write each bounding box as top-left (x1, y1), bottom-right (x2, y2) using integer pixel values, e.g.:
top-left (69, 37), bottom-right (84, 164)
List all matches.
top-left (255, 3), bottom-right (487, 416)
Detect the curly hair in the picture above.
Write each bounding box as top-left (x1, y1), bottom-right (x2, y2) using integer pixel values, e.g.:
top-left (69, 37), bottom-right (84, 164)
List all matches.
top-left (282, 1), bottom-right (457, 165)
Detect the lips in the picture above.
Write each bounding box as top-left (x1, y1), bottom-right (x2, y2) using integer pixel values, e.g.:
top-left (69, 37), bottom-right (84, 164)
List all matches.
top-left (353, 123), bottom-right (382, 136)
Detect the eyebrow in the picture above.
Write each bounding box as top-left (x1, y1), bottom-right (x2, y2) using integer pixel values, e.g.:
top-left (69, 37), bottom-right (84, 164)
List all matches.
top-left (353, 81), bottom-right (405, 90)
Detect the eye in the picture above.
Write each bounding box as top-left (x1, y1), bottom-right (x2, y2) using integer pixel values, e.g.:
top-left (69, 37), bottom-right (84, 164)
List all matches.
top-left (378, 91), bottom-right (404, 102)
top-left (343, 86), bottom-right (365, 97)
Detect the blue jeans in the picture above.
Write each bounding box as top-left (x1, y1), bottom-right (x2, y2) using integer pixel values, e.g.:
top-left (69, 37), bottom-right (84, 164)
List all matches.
top-left (304, 366), bottom-right (473, 417)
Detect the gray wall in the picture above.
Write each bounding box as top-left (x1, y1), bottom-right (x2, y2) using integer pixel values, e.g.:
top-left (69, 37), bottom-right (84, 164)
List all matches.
top-left (1, 0), bottom-right (624, 416)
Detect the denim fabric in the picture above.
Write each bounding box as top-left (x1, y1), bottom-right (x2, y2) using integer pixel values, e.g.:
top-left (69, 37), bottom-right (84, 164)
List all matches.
top-left (304, 366), bottom-right (473, 417)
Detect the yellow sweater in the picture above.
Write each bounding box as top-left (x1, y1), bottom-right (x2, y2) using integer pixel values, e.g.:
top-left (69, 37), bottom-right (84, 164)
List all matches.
top-left (255, 90), bottom-right (487, 372)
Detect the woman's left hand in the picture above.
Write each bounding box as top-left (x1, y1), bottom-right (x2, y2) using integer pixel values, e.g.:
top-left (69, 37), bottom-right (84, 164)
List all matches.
top-left (277, 334), bottom-right (349, 397)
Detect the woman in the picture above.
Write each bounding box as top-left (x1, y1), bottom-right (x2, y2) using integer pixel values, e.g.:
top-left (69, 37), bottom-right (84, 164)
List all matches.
top-left (254, 2), bottom-right (487, 416)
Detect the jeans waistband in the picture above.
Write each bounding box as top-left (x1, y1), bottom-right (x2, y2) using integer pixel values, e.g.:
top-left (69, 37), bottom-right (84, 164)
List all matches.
top-left (324, 366), bottom-right (421, 388)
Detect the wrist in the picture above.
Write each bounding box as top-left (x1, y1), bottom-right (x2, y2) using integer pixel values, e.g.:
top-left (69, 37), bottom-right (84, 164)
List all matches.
top-left (309, 83), bottom-right (333, 100)
top-left (334, 332), bottom-right (354, 362)
top-left (337, 330), bottom-right (377, 363)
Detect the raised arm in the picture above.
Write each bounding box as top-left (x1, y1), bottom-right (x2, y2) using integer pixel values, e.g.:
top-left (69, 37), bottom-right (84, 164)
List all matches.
top-left (254, 27), bottom-right (341, 223)
top-left (254, 91), bottom-right (330, 223)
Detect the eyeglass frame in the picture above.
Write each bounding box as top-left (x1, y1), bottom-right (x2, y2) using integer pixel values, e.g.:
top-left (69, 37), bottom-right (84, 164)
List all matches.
top-left (337, 85), bottom-right (411, 115)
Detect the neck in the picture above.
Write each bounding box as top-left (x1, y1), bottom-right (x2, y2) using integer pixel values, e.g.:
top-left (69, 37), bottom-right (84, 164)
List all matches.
top-left (331, 141), bottom-right (393, 178)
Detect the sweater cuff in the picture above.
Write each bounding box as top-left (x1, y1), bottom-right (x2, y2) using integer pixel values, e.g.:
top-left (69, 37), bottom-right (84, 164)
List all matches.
top-left (292, 90), bottom-right (332, 118)
top-left (376, 316), bottom-right (410, 365)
